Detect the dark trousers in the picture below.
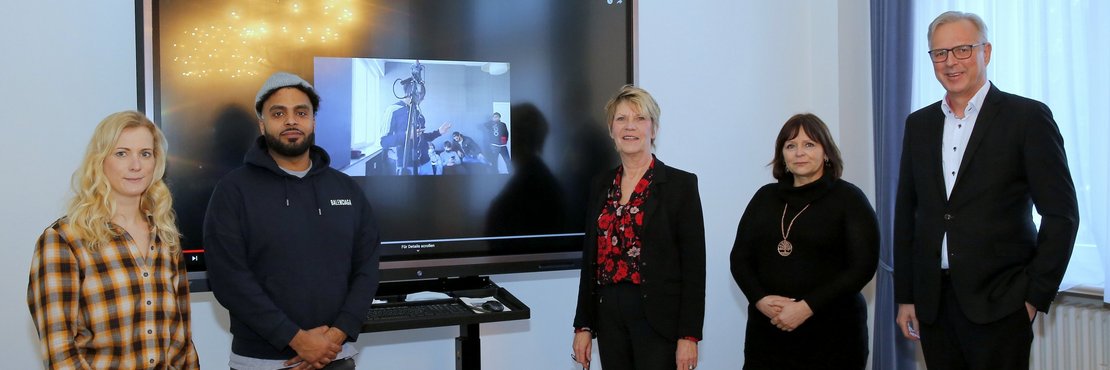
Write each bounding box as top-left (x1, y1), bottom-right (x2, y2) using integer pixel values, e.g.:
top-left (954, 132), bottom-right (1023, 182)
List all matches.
top-left (919, 274), bottom-right (1033, 370)
top-left (596, 283), bottom-right (675, 370)
top-left (489, 145), bottom-right (510, 171)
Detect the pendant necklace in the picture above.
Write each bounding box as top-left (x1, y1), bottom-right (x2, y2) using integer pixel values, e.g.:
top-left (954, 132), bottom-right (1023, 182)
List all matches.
top-left (778, 203), bottom-right (810, 257)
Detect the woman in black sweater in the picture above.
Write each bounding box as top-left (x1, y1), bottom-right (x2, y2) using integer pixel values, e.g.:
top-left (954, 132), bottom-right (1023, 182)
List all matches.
top-left (730, 113), bottom-right (879, 369)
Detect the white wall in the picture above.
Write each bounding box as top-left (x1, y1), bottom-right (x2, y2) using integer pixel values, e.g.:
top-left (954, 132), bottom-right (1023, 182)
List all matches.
top-left (1, 1), bottom-right (874, 369)
top-left (2, 1), bottom-right (139, 369)
top-left (638, 1), bottom-right (874, 369)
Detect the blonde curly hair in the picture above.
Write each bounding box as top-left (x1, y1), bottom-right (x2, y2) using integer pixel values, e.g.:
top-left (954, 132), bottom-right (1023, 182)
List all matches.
top-left (65, 111), bottom-right (180, 252)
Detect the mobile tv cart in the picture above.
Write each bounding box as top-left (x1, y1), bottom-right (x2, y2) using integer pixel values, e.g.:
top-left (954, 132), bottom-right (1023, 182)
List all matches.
top-left (360, 276), bottom-right (530, 370)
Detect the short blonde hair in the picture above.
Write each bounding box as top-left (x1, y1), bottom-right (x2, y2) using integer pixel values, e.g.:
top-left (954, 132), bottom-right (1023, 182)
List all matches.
top-left (65, 111), bottom-right (180, 251)
top-left (928, 11), bottom-right (989, 47)
top-left (604, 84), bottom-right (661, 147)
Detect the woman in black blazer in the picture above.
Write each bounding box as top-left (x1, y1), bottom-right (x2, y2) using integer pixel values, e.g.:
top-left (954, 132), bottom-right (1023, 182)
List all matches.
top-left (572, 85), bottom-right (706, 370)
top-left (730, 113), bottom-right (879, 369)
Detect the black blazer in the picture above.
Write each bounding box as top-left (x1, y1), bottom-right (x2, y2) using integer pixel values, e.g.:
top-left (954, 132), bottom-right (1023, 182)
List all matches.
top-left (893, 83), bottom-right (1079, 324)
top-left (573, 158), bottom-right (706, 340)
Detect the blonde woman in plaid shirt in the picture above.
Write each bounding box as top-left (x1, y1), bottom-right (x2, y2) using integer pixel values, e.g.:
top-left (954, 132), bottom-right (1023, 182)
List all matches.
top-left (28, 111), bottom-right (200, 369)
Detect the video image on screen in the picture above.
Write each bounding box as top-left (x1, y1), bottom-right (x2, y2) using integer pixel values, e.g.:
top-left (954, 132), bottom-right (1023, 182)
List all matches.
top-left (315, 58), bottom-right (512, 177)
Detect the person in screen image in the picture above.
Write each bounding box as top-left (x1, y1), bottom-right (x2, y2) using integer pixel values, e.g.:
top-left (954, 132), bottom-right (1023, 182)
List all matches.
top-left (426, 141), bottom-right (441, 175)
top-left (485, 112), bottom-right (510, 173)
top-left (204, 72), bottom-right (381, 370)
top-left (894, 11), bottom-right (1079, 370)
top-left (27, 111), bottom-right (200, 369)
top-left (729, 113), bottom-right (879, 369)
top-left (452, 131), bottom-right (488, 171)
top-left (440, 140), bottom-right (465, 175)
top-left (572, 85), bottom-right (706, 370)
top-left (379, 81), bottom-right (451, 175)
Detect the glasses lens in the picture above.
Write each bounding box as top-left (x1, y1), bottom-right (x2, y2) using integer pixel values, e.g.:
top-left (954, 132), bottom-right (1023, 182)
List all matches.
top-left (930, 50), bottom-right (948, 62)
top-left (953, 45), bottom-right (974, 59)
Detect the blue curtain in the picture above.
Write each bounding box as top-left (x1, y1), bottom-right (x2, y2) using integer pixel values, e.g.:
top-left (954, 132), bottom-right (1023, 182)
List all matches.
top-left (870, 1), bottom-right (918, 369)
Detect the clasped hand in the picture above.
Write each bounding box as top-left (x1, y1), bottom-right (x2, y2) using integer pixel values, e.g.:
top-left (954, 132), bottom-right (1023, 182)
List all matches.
top-left (286, 326), bottom-right (347, 369)
top-left (757, 295), bottom-right (813, 332)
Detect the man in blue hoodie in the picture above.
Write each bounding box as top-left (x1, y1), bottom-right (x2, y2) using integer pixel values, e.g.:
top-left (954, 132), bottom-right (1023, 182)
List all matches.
top-left (204, 72), bottom-right (381, 370)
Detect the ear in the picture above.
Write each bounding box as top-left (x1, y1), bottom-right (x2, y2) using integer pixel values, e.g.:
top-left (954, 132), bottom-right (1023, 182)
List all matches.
top-left (982, 42), bottom-right (992, 66)
top-left (258, 119), bottom-right (265, 135)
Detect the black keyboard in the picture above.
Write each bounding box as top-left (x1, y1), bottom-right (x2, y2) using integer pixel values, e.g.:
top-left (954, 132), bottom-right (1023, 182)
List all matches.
top-left (366, 299), bottom-right (474, 321)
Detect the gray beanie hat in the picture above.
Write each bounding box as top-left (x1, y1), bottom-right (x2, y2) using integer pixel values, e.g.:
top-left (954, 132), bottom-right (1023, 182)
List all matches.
top-left (255, 72), bottom-right (316, 118)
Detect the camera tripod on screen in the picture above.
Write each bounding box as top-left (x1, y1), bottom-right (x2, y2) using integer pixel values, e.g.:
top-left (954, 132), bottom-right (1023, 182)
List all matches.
top-left (395, 62), bottom-right (427, 175)
top-left (381, 61), bottom-right (449, 176)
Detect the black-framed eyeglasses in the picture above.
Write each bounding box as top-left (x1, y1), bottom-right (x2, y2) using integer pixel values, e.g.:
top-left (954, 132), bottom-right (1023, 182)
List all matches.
top-left (928, 43), bottom-right (986, 63)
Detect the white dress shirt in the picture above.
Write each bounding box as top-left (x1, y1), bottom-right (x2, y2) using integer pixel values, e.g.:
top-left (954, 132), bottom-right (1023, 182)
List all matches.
top-left (939, 81), bottom-right (992, 269)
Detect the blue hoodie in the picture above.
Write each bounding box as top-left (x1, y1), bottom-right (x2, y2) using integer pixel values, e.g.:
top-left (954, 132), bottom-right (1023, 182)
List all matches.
top-left (204, 136), bottom-right (380, 359)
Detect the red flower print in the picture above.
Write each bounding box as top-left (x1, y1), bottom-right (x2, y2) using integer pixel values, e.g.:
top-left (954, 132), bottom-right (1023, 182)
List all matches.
top-left (613, 260), bottom-right (629, 281)
top-left (595, 161), bottom-right (654, 284)
top-left (598, 211), bottom-right (614, 230)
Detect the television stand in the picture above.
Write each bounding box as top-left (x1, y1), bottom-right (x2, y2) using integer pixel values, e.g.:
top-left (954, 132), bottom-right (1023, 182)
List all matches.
top-left (361, 276), bottom-right (530, 370)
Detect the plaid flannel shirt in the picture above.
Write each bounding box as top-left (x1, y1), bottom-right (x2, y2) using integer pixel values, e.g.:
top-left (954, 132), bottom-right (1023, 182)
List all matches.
top-left (27, 218), bottom-right (199, 369)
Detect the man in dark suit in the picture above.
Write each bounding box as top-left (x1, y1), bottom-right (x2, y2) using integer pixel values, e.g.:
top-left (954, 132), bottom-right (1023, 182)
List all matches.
top-left (894, 11), bottom-right (1080, 370)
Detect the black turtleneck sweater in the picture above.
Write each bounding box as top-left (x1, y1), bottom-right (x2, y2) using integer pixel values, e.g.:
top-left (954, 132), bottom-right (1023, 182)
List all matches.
top-left (730, 172), bottom-right (879, 314)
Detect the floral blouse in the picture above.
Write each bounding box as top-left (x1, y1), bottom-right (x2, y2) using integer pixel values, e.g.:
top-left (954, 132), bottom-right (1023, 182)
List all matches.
top-left (596, 159), bottom-right (656, 285)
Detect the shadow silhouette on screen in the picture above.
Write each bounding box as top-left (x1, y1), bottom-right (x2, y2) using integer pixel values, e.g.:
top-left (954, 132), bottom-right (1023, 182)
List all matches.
top-left (486, 103), bottom-right (567, 245)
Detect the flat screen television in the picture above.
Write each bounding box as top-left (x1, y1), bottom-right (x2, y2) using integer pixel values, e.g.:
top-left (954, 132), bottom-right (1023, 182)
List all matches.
top-left (138, 0), bottom-right (633, 285)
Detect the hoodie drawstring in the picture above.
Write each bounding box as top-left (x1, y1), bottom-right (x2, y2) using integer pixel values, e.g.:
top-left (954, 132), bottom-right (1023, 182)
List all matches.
top-left (282, 175), bottom-right (322, 216)
top-left (311, 178), bottom-right (322, 216)
top-left (283, 178), bottom-right (291, 207)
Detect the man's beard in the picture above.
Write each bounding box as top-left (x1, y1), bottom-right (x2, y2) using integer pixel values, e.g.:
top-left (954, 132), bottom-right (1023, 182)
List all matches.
top-left (264, 129), bottom-right (315, 157)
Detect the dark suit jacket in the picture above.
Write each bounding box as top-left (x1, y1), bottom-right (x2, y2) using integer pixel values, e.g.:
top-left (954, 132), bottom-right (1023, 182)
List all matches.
top-left (573, 158), bottom-right (706, 340)
top-left (893, 83), bottom-right (1079, 324)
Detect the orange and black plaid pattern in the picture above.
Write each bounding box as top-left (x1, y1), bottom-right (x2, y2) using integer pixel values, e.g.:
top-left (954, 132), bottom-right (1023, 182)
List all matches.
top-left (27, 218), bottom-right (199, 369)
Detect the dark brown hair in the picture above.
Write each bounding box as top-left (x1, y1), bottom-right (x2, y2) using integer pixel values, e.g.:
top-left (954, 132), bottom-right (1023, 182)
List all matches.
top-left (770, 113), bottom-right (843, 181)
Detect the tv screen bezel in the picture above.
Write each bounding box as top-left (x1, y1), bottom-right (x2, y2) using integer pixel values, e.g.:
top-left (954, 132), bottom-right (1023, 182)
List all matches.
top-left (136, 0), bottom-right (636, 288)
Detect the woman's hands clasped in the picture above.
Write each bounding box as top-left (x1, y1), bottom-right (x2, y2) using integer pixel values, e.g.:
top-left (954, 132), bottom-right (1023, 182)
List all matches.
top-left (758, 295), bottom-right (813, 332)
